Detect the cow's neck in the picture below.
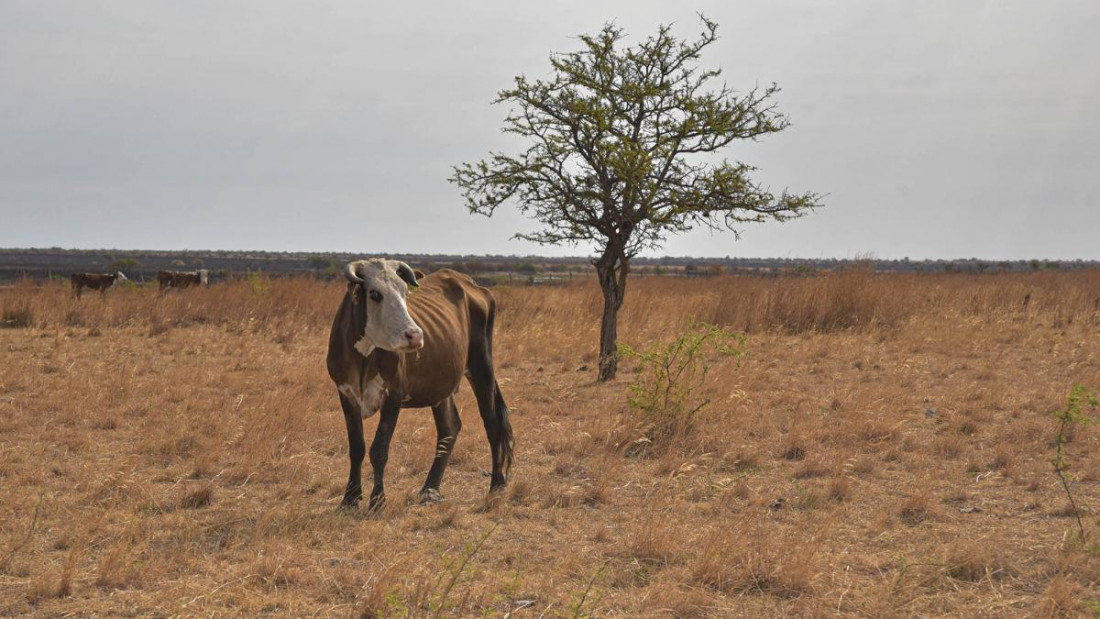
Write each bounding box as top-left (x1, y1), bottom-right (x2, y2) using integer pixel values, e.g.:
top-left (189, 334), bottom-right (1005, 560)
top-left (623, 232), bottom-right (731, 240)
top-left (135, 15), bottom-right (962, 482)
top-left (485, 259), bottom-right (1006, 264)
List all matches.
top-left (352, 336), bottom-right (402, 391)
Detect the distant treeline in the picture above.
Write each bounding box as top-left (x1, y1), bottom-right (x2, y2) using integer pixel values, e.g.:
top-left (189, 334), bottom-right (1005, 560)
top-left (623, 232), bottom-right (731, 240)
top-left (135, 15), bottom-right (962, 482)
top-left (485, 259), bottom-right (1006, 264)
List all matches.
top-left (0, 248), bottom-right (1096, 285)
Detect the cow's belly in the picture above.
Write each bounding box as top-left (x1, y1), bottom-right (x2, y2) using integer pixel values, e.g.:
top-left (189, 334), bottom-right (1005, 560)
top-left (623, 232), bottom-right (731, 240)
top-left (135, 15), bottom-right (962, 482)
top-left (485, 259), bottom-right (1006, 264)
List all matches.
top-left (400, 346), bottom-right (466, 409)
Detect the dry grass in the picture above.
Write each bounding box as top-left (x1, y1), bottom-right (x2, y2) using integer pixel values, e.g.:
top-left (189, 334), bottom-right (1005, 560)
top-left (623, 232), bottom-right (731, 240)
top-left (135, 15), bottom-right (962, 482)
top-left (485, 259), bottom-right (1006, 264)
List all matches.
top-left (1, 270), bottom-right (1099, 615)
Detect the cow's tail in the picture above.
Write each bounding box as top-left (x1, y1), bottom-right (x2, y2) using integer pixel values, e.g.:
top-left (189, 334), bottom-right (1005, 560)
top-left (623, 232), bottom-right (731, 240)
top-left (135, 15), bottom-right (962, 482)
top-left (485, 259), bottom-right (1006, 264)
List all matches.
top-left (484, 295), bottom-right (513, 481)
top-left (494, 379), bottom-right (514, 481)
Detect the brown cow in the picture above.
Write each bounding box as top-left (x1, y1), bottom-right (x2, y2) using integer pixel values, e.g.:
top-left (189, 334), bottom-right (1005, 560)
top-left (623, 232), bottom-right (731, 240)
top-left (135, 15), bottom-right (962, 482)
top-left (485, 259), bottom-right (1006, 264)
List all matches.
top-left (71, 272), bottom-right (128, 298)
top-left (326, 259), bottom-right (514, 509)
top-left (157, 269), bottom-right (209, 290)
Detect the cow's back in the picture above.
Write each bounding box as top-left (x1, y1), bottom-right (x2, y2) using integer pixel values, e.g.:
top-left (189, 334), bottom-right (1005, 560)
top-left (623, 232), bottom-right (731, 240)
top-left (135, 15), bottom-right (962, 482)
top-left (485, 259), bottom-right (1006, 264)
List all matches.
top-left (402, 270), bottom-right (489, 407)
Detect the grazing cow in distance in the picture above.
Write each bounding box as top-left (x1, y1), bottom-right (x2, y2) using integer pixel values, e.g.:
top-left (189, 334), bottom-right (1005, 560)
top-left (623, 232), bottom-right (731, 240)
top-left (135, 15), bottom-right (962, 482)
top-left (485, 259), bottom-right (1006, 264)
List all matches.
top-left (327, 258), bottom-right (514, 509)
top-left (157, 269), bottom-right (209, 290)
top-left (71, 272), bottom-right (128, 298)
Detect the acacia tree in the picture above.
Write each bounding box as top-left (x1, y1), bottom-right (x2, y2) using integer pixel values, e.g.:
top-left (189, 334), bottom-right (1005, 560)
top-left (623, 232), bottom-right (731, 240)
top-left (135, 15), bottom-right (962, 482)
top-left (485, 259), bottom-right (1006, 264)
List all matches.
top-left (451, 17), bottom-right (821, 381)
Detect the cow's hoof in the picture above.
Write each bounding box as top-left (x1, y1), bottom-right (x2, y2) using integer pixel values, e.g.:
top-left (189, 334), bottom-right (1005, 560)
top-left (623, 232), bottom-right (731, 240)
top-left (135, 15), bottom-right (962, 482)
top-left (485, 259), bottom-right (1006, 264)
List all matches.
top-left (419, 488), bottom-right (444, 504)
top-left (366, 495), bottom-right (386, 515)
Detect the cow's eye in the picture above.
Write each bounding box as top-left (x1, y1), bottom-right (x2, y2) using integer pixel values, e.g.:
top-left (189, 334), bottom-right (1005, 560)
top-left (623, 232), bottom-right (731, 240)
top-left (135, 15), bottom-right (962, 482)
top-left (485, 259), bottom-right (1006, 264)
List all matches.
top-left (368, 289), bottom-right (383, 303)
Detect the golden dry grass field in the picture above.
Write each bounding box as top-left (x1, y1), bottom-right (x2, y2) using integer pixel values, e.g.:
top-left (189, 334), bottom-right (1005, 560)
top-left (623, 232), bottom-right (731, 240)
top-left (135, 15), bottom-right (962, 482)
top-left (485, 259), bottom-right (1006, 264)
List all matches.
top-left (2, 270), bottom-right (1099, 616)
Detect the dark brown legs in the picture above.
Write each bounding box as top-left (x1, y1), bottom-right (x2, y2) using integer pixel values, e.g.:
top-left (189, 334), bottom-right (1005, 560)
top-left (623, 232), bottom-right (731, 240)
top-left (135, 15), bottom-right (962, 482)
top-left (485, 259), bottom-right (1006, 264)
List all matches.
top-left (367, 400), bottom-right (400, 511)
top-left (467, 355), bottom-right (514, 490)
top-left (419, 396), bottom-right (462, 503)
top-left (338, 393), bottom-right (365, 508)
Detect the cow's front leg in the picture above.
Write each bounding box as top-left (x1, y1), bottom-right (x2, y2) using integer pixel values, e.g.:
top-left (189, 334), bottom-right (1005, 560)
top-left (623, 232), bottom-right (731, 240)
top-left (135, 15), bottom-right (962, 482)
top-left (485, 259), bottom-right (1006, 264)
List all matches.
top-left (338, 393), bottom-right (365, 509)
top-left (368, 398), bottom-right (401, 512)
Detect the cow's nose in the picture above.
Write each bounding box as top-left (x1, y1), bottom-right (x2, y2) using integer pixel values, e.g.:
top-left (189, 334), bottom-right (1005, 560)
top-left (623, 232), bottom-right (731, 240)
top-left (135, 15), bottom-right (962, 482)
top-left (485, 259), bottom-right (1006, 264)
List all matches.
top-left (405, 329), bottom-right (424, 349)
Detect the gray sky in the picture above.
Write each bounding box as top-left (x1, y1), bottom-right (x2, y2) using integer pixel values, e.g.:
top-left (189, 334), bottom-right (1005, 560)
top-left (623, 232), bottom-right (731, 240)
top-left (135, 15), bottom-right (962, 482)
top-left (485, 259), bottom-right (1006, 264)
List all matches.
top-left (2, 1), bottom-right (1098, 260)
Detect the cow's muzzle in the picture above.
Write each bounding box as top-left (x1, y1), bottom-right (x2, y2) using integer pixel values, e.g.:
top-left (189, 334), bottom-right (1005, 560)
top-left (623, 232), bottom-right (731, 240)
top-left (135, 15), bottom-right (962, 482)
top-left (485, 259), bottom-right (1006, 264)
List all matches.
top-left (400, 328), bottom-right (424, 351)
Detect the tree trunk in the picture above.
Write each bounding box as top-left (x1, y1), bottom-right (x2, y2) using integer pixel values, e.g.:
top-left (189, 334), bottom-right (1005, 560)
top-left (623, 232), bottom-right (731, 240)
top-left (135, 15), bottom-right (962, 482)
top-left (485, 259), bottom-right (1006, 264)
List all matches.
top-left (595, 249), bottom-right (629, 382)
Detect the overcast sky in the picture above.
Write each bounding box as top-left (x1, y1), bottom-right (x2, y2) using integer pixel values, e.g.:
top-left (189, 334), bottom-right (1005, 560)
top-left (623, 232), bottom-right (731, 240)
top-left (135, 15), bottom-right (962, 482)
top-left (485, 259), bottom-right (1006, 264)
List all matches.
top-left (2, 1), bottom-right (1098, 260)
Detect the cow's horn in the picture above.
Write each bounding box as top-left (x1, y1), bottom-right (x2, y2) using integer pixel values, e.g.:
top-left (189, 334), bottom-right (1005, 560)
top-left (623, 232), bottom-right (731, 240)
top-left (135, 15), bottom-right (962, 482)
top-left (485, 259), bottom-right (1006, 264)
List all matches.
top-left (344, 262), bottom-right (364, 284)
top-left (395, 262), bottom-right (420, 290)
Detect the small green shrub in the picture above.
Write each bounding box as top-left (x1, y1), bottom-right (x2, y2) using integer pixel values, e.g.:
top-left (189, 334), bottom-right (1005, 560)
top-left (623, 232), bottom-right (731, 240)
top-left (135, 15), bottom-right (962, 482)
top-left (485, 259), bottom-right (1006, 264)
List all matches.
top-left (1052, 385), bottom-right (1099, 539)
top-left (619, 320), bottom-right (746, 454)
top-left (246, 267), bottom-right (270, 296)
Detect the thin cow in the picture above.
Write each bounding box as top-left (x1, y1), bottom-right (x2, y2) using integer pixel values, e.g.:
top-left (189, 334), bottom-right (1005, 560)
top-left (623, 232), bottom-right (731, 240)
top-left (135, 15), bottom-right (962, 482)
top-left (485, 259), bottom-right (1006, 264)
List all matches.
top-left (71, 272), bottom-right (128, 298)
top-left (326, 258), bottom-right (514, 509)
top-left (157, 269), bottom-right (209, 290)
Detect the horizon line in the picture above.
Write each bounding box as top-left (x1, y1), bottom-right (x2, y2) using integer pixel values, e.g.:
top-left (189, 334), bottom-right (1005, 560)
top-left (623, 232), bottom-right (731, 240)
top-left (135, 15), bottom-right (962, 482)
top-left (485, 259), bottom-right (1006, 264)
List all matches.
top-left (2, 246), bottom-right (1098, 264)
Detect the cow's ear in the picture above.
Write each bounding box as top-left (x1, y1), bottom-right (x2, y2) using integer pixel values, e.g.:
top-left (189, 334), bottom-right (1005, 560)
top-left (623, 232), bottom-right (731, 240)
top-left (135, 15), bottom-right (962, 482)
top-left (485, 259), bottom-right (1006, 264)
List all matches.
top-left (414, 269), bottom-right (426, 280)
top-left (395, 262), bottom-right (420, 291)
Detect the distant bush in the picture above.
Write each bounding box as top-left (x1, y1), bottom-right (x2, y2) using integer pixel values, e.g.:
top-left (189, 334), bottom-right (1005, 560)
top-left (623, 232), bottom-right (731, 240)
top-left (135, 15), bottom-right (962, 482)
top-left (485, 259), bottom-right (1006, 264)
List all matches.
top-left (246, 268), bottom-right (270, 296)
top-left (111, 258), bottom-right (140, 270)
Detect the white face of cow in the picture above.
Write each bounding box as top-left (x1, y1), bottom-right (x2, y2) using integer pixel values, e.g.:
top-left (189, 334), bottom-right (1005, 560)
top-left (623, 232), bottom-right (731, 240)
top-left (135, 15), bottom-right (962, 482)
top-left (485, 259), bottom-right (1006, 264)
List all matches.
top-left (347, 259), bottom-right (424, 353)
top-left (198, 270), bottom-right (209, 285)
top-left (116, 272), bottom-right (129, 283)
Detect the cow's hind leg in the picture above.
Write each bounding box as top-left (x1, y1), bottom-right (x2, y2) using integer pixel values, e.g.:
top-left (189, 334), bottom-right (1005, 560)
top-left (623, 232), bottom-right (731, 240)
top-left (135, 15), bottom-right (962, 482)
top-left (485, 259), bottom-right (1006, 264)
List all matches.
top-left (367, 399), bottom-right (400, 512)
top-left (420, 396), bottom-right (461, 504)
top-left (467, 356), bottom-right (514, 491)
top-left (338, 393), bottom-right (365, 509)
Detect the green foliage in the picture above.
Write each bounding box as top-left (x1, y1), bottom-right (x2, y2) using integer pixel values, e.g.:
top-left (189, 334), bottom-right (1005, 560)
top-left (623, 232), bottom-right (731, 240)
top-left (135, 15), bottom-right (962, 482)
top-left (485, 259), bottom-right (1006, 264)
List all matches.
top-left (516, 261), bottom-right (538, 275)
top-left (1052, 385), bottom-right (1099, 539)
top-left (246, 267), bottom-right (269, 296)
top-left (451, 16), bottom-right (819, 381)
top-left (619, 320), bottom-right (746, 454)
top-left (451, 16), bottom-right (820, 255)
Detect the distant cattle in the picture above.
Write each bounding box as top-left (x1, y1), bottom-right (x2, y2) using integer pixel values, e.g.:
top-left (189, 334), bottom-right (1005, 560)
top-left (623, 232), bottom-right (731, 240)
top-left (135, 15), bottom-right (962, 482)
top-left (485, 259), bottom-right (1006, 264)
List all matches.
top-left (157, 269), bottom-right (209, 290)
top-left (71, 272), bottom-right (128, 298)
top-left (327, 259), bottom-right (514, 510)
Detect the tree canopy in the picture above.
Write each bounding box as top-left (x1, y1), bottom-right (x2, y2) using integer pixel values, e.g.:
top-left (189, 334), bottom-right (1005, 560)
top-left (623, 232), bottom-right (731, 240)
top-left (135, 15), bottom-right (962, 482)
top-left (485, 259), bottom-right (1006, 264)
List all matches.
top-left (452, 16), bottom-right (822, 380)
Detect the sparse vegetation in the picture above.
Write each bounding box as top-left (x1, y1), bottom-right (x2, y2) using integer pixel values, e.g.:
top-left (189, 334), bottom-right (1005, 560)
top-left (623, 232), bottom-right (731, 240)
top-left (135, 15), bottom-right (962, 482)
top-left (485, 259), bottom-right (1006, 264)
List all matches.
top-left (619, 320), bottom-right (745, 454)
top-left (1051, 385), bottom-right (1099, 539)
top-left (0, 270), bottom-right (1098, 615)
top-left (245, 267), bottom-right (270, 296)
